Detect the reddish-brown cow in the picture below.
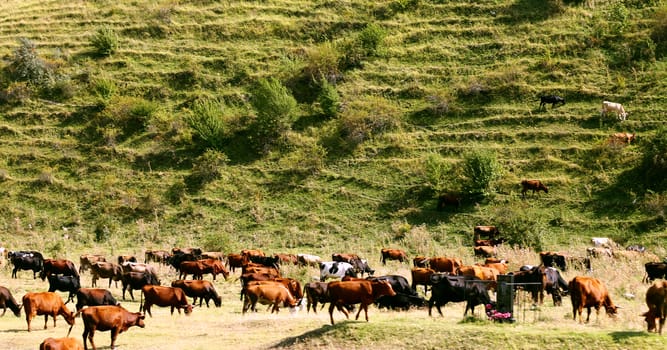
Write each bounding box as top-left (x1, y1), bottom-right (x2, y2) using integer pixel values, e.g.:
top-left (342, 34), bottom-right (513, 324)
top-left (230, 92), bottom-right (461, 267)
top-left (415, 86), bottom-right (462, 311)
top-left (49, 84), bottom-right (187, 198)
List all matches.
top-left (22, 292), bottom-right (75, 332)
top-left (411, 267), bottom-right (436, 294)
top-left (39, 337), bottom-right (84, 350)
top-left (242, 284), bottom-right (298, 314)
top-left (0, 285), bottom-right (21, 317)
top-left (79, 255), bottom-right (106, 274)
top-left (171, 280), bottom-right (222, 308)
top-left (141, 285), bottom-right (193, 317)
top-left (380, 248), bottom-right (408, 265)
top-left (413, 255), bottom-right (429, 268)
top-left (521, 179), bottom-right (549, 198)
top-left (327, 280), bottom-right (396, 325)
top-left (474, 246), bottom-right (496, 258)
top-left (40, 259), bottom-right (79, 280)
top-left (74, 305), bottom-right (145, 350)
top-left (226, 253), bottom-right (245, 273)
top-left (643, 280), bottom-right (667, 334)
top-left (90, 262), bottom-right (123, 289)
top-left (429, 257), bottom-right (462, 273)
top-left (569, 276), bottom-right (618, 323)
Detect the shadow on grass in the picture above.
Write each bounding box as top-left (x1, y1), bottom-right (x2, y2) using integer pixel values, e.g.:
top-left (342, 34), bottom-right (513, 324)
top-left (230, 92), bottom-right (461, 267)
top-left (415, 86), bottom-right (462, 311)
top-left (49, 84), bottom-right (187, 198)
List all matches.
top-left (609, 331), bottom-right (647, 342)
top-left (269, 321), bottom-right (357, 348)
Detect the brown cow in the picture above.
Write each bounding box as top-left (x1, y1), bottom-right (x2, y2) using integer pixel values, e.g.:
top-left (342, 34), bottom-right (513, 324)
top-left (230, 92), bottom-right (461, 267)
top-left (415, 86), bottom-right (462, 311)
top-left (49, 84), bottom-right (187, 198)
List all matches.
top-left (304, 281), bottom-right (329, 314)
top-left (90, 262), bottom-right (123, 288)
top-left (75, 305), bottom-right (145, 350)
top-left (141, 285), bottom-right (193, 316)
top-left (41, 259), bottom-right (79, 280)
top-left (241, 249), bottom-right (265, 258)
top-left (179, 259), bottom-right (229, 280)
top-left (643, 280), bottom-right (667, 334)
top-left (608, 132), bottom-right (635, 145)
top-left (244, 278), bottom-right (303, 304)
top-left (332, 253), bottom-right (360, 264)
top-left (144, 249), bottom-right (170, 265)
top-left (474, 246), bottom-right (496, 258)
top-left (274, 253), bottom-right (298, 265)
top-left (429, 257), bottom-right (462, 274)
top-left (39, 337), bottom-right (84, 350)
top-left (171, 280), bottom-right (222, 307)
top-left (0, 285), bottom-right (21, 317)
top-left (242, 284), bottom-right (298, 314)
top-left (22, 292), bottom-right (75, 332)
top-left (411, 267), bottom-right (436, 294)
top-left (78, 255), bottom-right (106, 274)
top-left (521, 179), bottom-right (549, 198)
top-left (413, 255), bottom-right (429, 268)
top-left (226, 253), bottom-right (245, 273)
top-left (380, 248), bottom-right (408, 265)
top-left (482, 262), bottom-right (509, 275)
top-left (457, 265), bottom-right (498, 290)
top-left (473, 225), bottom-right (500, 240)
top-left (327, 280), bottom-right (396, 325)
top-left (569, 276), bottom-right (618, 323)
top-left (117, 255), bottom-right (137, 265)
top-left (200, 251), bottom-right (225, 261)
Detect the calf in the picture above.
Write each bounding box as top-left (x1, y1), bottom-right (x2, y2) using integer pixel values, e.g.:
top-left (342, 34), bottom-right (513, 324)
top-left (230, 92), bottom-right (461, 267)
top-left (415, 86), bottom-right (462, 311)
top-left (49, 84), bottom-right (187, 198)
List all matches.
top-left (643, 281), bottom-right (667, 334)
top-left (601, 100), bottom-right (628, 121)
top-left (75, 288), bottom-right (119, 312)
top-left (521, 179), bottom-right (548, 198)
top-left (327, 280), bottom-right (396, 325)
top-left (569, 276), bottom-right (618, 323)
top-left (0, 285), bottom-right (21, 317)
top-left (39, 337), bottom-right (84, 350)
top-left (539, 95), bottom-right (565, 109)
top-left (47, 274), bottom-right (81, 304)
top-left (74, 305), bottom-right (145, 350)
top-left (171, 279), bottom-right (222, 307)
top-left (141, 285), bottom-right (193, 316)
top-left (22, 292), bottom-right (75, 332)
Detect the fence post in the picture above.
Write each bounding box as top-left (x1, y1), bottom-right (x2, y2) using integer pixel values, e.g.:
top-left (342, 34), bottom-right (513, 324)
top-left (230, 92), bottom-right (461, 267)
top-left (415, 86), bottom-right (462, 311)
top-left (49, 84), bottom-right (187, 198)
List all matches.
top-left (496, 274), bottom-right (515, 323)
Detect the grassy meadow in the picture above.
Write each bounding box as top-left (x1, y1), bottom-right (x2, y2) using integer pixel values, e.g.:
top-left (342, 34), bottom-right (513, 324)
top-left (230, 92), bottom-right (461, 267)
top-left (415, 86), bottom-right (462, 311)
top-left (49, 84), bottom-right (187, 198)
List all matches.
top-left (1, 0), bottom-right (667, 348)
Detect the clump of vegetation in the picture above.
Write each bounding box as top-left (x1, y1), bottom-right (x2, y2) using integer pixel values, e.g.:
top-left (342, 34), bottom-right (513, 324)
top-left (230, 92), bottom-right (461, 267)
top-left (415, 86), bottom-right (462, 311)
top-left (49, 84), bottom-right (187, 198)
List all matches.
top-left (336, 95), bottom-right (399, 148)
top-left (91, 76), bottom-right (116, 100)
top-left (423, 153), bottom-right (453, 194)
top-left (185, 149), bottom-right (229, 192)
top-left (248, 77), bottom-right (298, 151)
top-left (90, 26), bottom-right (119, 56)
top-left (185, 98), bottom-right (229, 151)
top-left (318, 79), bottom-right (341, 118)
top-left (95, 96), bottom-right (157, 140)
top-left (6, 38), bottom-right (53, 86)
top-left (651, 6), bottom-right (667, 58)
top-left (459, 150), bottom-right (503, 195)
top-left (340, 23), bottom-right (386, 69)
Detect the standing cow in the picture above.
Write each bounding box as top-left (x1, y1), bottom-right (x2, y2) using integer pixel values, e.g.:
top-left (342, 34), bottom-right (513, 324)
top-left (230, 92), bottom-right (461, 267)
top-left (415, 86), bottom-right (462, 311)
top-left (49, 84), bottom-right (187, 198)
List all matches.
top-left (22, 292), bottom-right (75, 332)
top-left (569, 276), bottom-right (618, 323)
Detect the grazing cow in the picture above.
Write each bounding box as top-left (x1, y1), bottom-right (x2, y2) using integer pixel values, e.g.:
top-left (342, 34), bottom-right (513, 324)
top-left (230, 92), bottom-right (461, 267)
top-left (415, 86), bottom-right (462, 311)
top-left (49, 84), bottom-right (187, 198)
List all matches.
top-left (327, 280), bottom-right (396, 325)
top-left (144, 249), bottom-right (170, 265)
top-left (608, 132), bottom-right (636, 145)
top-left (627, 245), bottom-right (646, 253)
top-left (539, 95), bottom-right (565, 109)
top-left (601, 101), bottom-right (628, 121)
top-left (644, 262), bottom-right (667, 284)
top-left (274, 253), bottom-right (298, 265)
top-left (75, 305), bottom-right (145, 350)
top-left (173, 247), bottom-right (203, 256)
top-left (569, 276), bottom-right (618, 323)
top-left (411, 267), bottom-right (436, 294)
top-left (78, 255), bottom-right (106, 274)
top-left (521, 179), bottom-right (549, 198)
top-left (241, 249), bottom-right (265, 259)
top-left (296, 253), bottom-right (322, 267)
top-left (457, 265), bottom-right (498, 291)
top-left (474, 225), bottom-right (500, 240)
top-left (0, 285), bottom-right (21, 317)
top-left (413, 255), bottom-right (429, 268)
top-left (643, 281), bottom-right (667, 334)
top-left (75, 288), bottom-right (119, 312)
top-left (9, 250), bottom-right (44, 279)
top-left (591, 237), bottom-right (617, 249)
top-left (540, 251), bottom-right (567, 270)
top-left (141, 285), bottom-right (193, 316)
top-left (332, 253), bottom-right (375, 276)
top-left (117, 255), bottom-right (137, 265)
top-left (200, 251), bottom-right (225, 261)
top-left (39, 337), bottom-right (84, 350)
top-left (226, 253), bottom-right (245, 273)
top-left (436, 193), bottom-right (462, 210)
top-left (543, 266), bottom-right (569, 306)
top-left (474, 246), bottom-right (496, 258)
top-left (474, 238), bottom-right (505, 247)
top-left (179, 259), bottom-right (229, 281)
top-left (380, 248), bottom-right (408, 265)
top-left (320, 261), bottom-right (358, 281)
top-left (428, 274), bottom-right (492, 317)
top-left (513, 265), bottom-right (548, 305)
top-left (22, 292), bottom-right (75, 332)
top-left (483, 262), bottom-right (509, 275)
top-left (369, 275), bottom-right (426, 311)
top-left (120, 262), bottom-right (159, 280)
top-left (171, 280), bottom-right (222, 308)
top-left (586, 246), bottom-right (613, 258)
top-left (242, 284), bottom-right (298, 314)
top-left (121, 272), bottom-right (160, 301)
top-left (90, 262), bottom-right (123, 289)
top-left (429, 257), bottom-right (463, 274)
top-left (47, 274), bottom-right (81, 304)
top-left (332, 253), bottom-right (360, 264)
top-left (41, 259), bottom-right (79, 280)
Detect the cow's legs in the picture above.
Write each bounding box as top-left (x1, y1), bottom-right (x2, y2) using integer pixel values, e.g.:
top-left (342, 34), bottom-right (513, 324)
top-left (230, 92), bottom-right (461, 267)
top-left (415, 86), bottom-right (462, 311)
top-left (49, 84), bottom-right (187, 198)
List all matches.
top-left (44, 314), bottom-right (50, 329)
top-left (110, 327), bottom-right (120, 349)
top-left (328, 303), bottom-right (336, 325)
top-left (26, 314), bottom-right (33, 331)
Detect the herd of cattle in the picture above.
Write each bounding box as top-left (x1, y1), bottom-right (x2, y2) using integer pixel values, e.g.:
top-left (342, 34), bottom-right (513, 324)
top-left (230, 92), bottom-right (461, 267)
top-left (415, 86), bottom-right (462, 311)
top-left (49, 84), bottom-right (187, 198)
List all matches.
top-left (1, 238), bottom-right (667, 349)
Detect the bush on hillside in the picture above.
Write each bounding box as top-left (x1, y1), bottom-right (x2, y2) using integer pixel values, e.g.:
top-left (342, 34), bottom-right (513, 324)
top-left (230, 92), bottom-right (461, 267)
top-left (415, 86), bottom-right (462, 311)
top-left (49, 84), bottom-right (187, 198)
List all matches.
top-left (459, 150), bottom-right (503, 195)
top-left (318, 79), bottom-right (341, 118)
top-left (0, 82), bottom-right (32, 105)
top-left (651, 6), bottom-right (667, 58)
top-left (303, 41), bottom-right (342, 83)
top-left (90, 26), bottom-right (119, 57)
top-left (92, 96), bottom-right (157, 142)
top-left (336, 95), bottom-right (400, 149)
top-left (248, 77), bottom-right (298, 151)
top-left (185, 149), bottom-right (228, 192)
top-left (91, 76), bottom-right (116, 100)
top-left (6, 38), bottom-right (53, 86)
top-left (185, 98), bottom-right (228, 150)
top-left (423, 153), bottom-right (453, 194)
top-left (637, 126), bottom-right (667, 192)
top-left (339, 23), bottom-right (386, 70)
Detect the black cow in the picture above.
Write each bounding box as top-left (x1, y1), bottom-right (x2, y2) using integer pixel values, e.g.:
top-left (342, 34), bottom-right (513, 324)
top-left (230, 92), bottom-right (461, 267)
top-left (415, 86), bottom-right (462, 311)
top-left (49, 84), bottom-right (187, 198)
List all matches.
top-left (47, 274), bottom-right (81, 304)
top-left (428, 274), bottom-right (492, 317)
top-left (544, 267), bottom-right (569, 306)
top-left (75, 288), bottom-right (119, 311)
top-left (167, 252), bottom-right (199, 272)
top-left (9, 251), bottom-right (44, 279)
top-left (539, 95), bottom-right (565, 109)
top-left (121, 272), bottom-right (160, 301)
top-left (367, 275), bottom-right (425, 310)
top-left (0, 285), bottom-right (22, 317)
top-left (644, 262), bottom-right (667, 284)
top-left (248, 255), bottom-right (280, 269)
top-left (349, 258), bottom-right (375, 277)
top-left (540, 252), bottom-right (566, 271)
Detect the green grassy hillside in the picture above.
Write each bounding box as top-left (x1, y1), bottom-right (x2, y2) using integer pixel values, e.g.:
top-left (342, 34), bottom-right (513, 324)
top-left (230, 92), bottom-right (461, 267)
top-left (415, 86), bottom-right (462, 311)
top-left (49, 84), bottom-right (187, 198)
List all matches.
top-left (0, 0), bottom-right (665, 260)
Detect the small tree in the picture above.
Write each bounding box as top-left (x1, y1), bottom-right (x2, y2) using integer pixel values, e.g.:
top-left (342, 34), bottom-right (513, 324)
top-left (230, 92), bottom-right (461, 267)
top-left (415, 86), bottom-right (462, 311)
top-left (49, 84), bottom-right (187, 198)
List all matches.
top-left (249, 77), bottom-right (298, 150)
top-left (90, 26), bottom-right (119, 57)
top-left (185, 98), bottom-right (228, 150)
top-left (424, 153), bottom-right (452, 193)
top-left (318, 79), bottom-right (340, 118)
top-left (460, 150), bottom-right (503, 195)
top-left (7, 38), bottom-right (52, 86)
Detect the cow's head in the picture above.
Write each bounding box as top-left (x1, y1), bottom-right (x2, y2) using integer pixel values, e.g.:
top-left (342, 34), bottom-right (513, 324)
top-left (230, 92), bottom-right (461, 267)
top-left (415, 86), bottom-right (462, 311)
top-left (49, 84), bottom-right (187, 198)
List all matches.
top-left (642, 310), bottom-right (657, 332)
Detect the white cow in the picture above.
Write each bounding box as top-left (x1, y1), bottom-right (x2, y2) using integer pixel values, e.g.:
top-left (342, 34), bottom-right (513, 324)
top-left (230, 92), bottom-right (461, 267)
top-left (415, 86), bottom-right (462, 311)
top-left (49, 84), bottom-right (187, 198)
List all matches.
top-left (319, 261), bottom-right (356, 281)
top-left (591, 237), bottom-right (617, 249)
top-left (601, 101), bottom-right (627, 121)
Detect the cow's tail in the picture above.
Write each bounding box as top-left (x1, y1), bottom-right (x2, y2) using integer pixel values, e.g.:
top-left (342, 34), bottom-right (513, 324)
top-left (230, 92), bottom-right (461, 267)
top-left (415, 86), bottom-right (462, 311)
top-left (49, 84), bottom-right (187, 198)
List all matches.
top-left (67, 310), bottom-right (83, 337)
top-left (139, 289), bottom-right (144, 313)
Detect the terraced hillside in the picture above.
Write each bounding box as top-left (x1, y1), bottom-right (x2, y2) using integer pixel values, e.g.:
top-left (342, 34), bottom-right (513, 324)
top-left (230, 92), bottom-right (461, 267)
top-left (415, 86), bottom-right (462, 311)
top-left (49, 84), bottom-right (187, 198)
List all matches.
top-left (0, 0), bottom-right (665, 258)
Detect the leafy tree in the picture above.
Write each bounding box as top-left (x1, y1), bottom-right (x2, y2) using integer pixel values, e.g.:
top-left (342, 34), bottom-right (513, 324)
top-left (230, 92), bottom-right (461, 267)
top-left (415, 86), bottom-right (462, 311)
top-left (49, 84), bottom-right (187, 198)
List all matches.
top-left (318, 79), bottom-right (340, 118)
top-left (460, 150), bottom-right (503, 195)
top-left (185, 98), bottom-right (228, 150)
top-left (249, 77), bottom-right (298, 150)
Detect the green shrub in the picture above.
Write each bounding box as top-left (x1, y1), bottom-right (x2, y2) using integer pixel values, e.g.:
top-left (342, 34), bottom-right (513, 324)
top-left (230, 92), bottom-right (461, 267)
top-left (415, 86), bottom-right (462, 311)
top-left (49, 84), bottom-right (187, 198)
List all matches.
top-left (495, 208), bottom-right (546, 252)
top-left (423, 153), bottom-right (452, 193)
top-left (90, 26), bottom-right (119, 57)
top-left (185, 149), bottom-right (229, 191)
top-left (0, 81), bottom-right (32, 104)
top-left (337, 95), bottom-right (399, 148)
top-left (100, 96), bottom-right (156, 136)
top-left (318, 79), bottom-right (341, 118)
top-left (459, 150), bottom-right (503, 195)
top-left (303, 41), bottom-right (342, 81)
top-left (92, 76), bottom-right (116, 100)
top-left (651, 6), bottom-right (667, 58)
top-left (45, 75), bottom-right (76, 101)
top-left (607, 2), bottom-right (630, 35)
top-left (357, 23), bottom-right (386, 57)
top-left (248, 77), bottom-right (298, 150)
top-left (185, 98), bottom-right (229, 150)
top-left (637, 126), bottom-right (667, 192)
top-left (7, 38), bottom-right (53, 86)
